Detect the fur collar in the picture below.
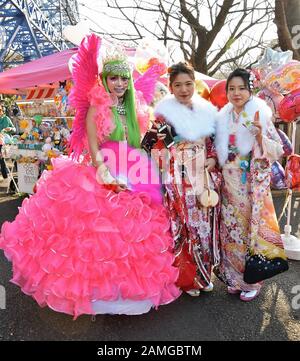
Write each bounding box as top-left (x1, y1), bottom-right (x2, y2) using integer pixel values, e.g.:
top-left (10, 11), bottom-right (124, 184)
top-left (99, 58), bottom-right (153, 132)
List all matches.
top-left (215, 96), bottom-right (272, 165)
top-left (154, 95), bottom-right (217, 141)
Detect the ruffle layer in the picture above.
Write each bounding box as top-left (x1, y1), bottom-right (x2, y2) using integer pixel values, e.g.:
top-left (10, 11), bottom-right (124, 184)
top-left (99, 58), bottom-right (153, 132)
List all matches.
top-left (0, 143), bottom-right (180, 319)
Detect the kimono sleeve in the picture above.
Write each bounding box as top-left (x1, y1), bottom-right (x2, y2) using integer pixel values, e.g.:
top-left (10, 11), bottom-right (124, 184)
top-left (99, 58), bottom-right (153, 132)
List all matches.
top-left (261, 118), bottom-right (284, 162)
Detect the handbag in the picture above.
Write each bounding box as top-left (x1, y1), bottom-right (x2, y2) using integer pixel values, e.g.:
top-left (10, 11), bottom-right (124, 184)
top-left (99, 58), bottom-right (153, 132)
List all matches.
top-left (199, 168), bottom-right (219, 207)
top-left (183, 143), bottom-right (219, 207)
top-left (244, 253), bottom-right (289, 284)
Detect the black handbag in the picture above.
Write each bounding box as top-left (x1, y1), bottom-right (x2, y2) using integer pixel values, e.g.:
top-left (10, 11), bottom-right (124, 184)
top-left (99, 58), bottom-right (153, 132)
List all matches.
top-left (244, 253), bottom-right (289, 284)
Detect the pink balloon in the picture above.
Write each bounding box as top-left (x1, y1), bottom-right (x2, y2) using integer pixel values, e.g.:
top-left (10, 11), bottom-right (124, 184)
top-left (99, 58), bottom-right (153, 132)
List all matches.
top-left (271, 161), bottom-right (287, 189)
top-left (276, 129), bottom-right (293, 156)
top-left (265, 61), bottom-right (300, 95)
top-left (278, 87), bottom-right (300, 122)
top-left (257, 89), bottom-right (284, 122)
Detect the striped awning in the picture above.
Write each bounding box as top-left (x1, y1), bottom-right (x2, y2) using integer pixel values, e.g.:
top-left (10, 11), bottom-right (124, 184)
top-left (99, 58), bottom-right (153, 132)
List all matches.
top-left (26, 88), bottom-right (56, 100)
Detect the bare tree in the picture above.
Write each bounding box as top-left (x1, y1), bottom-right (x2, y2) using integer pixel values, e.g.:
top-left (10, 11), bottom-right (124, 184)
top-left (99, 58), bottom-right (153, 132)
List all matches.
top-left (61, 0), bottom-right (80, 26)
top-left (84, 0), bottom-right (275, 76)
top-left (274, 0), bottom-right (300, 60)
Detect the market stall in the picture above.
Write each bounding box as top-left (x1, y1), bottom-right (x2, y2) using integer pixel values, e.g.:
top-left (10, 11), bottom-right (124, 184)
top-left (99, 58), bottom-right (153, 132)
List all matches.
top-left (0, 48), bottom-right (77, 193)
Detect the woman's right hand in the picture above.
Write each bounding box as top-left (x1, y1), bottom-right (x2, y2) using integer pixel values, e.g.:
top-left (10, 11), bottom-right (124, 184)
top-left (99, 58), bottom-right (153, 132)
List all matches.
top-left (149, 121), bottom-right (166, 141)
top-left (111, 179), bottom-right (127, 193)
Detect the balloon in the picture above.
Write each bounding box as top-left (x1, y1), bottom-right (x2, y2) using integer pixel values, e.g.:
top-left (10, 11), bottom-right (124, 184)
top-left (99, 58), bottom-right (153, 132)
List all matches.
top-left (278, 88), bottom-right (300, 122)
top-left (62, 21), bottom-right (90, 46)
top-left (33, 115), bottom-right (43, 125)
top-left (135, 59), bottom-right (149, 74)
top-left (252, 48), bottom-right (293, 81)
top-left (271, 161), bottom-right (287, 189)
top-left (209, 80), bottom-right (228, 108)
top-left (276, 129), bottom-right (293, 157)
top-left (265, 61), bottom-right (300, 95)
top-left (257, 89), bottom-right (284, 122)
top-left (286, 154), bottom-right (300, 190)
top-left (195, 79), bottom-right (210, 100)
top-left (134, 38), bottom-right (168, 75)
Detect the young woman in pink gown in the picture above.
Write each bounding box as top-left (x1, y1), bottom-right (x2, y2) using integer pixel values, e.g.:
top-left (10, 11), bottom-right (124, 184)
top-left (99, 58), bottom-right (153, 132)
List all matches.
top-left (0, 34), bottom-right (180, 319)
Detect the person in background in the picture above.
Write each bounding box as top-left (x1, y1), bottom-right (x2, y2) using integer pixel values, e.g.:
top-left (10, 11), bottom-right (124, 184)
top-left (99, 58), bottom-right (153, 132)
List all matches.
top-left (0, 104), bottom-right (16, 179)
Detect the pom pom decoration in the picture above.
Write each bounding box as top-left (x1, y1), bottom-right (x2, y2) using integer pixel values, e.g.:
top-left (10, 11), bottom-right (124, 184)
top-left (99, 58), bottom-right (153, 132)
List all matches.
top-left (271, 161), bottom-right (287, 189)
top-left (209, 80), bottom-right (228, 108)
top-left (278, 87), bottom-right (300, 122)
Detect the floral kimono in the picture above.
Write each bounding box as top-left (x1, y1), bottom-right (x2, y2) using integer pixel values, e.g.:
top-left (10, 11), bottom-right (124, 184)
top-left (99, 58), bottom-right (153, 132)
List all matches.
top-left (214, 96), bottom-right (287, 292)
top-left (152, 95), bottom-right (222, 291)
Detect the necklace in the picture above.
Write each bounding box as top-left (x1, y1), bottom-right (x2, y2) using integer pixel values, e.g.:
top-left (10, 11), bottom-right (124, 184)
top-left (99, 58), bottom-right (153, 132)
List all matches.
top-left (116, 103), bottom-right (126, 115)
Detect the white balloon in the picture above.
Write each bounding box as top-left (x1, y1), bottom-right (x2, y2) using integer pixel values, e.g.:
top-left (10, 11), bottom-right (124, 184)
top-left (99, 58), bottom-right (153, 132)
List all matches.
top-left (253, 47), bottom-right (294, 79)
top-left (62, 21), bottom-right (90, 46)
top-left (135, 37), bottom-right (168, 64)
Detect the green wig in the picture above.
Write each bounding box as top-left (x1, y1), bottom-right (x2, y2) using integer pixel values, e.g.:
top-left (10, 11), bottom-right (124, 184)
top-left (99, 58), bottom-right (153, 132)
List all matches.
top-left (102, 59), bottom-right (141, 148)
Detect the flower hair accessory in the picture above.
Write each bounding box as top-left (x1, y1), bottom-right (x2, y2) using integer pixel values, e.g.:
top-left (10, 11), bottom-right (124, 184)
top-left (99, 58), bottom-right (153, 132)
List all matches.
top-left (248, 70), bottom-right (256, 90)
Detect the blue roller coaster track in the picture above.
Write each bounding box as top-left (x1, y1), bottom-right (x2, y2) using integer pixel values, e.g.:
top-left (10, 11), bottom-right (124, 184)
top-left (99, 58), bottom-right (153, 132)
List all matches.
top-left (0, 0), bottom-right (79, 71)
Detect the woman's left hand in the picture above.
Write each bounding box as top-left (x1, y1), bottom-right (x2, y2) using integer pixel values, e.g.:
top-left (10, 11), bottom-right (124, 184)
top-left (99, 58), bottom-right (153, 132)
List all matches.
top-left (204, 158), bottom-right (216, 172)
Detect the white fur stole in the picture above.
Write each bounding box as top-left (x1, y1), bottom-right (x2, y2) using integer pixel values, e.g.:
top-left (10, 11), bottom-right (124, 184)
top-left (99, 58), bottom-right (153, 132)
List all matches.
top-left (215, 96), bottom-right (273, 165)
top-left (154, 95), bottom-right (217, 141)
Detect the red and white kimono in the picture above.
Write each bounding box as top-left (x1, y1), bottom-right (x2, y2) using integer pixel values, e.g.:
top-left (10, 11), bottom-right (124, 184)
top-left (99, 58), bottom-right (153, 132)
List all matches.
top-left (153, 95), bottom-right (222, 291)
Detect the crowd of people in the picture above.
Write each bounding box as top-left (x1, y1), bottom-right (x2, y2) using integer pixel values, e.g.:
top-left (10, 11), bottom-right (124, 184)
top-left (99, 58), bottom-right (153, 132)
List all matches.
top-left (0, 34), bottom-right (289, 319)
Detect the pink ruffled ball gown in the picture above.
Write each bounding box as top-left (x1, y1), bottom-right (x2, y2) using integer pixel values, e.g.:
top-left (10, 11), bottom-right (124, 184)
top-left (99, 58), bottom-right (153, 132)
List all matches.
top-left (0, 140), bottom-right (181, 319)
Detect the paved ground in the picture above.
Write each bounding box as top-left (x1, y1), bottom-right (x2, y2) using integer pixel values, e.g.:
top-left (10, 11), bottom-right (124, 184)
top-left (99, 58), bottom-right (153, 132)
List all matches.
top-left (0, 181), bottom-right (299, 341)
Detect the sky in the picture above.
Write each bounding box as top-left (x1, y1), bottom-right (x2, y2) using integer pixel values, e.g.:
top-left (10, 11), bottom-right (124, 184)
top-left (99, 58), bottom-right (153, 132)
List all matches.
top-left (76, 0), bottom-right (278, 75)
